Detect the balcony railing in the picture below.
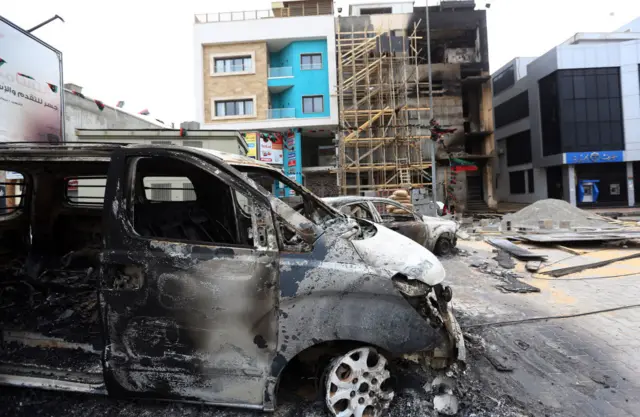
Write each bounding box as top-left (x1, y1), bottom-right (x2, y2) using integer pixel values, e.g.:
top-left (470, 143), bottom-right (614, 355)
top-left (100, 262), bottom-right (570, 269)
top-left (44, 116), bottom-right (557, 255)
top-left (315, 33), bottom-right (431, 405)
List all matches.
top-left (268, 108), bottom-right (296, 119)
top-left (268, 67), bottom-right (293, 78)
top-left (194, 3), bottom-right (333, 23)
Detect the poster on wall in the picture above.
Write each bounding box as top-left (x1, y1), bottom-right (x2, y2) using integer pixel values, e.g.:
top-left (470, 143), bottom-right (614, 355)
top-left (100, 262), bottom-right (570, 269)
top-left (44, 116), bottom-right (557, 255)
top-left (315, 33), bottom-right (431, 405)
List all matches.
top-left (244, 132), bottom-right (257, 158)
top-left (259, 134), bottom-right (283, 164)
top-left (0, 17), bottom-right (63, 143)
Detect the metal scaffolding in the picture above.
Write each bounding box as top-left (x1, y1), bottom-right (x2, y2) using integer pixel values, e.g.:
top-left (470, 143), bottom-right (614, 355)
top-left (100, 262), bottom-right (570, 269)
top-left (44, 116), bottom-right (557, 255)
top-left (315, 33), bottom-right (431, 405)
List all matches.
top-left (336, 22), bottom-right (432, 195)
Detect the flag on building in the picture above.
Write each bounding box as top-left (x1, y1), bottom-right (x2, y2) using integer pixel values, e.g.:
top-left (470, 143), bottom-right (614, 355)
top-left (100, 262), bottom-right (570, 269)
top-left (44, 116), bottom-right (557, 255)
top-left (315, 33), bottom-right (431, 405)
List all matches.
top-left (138, 109), bottom-right (150, 115)
top-left (116, 101), bottom-right (125, 108)
top-left (94, 100), bottom-right (105, 111)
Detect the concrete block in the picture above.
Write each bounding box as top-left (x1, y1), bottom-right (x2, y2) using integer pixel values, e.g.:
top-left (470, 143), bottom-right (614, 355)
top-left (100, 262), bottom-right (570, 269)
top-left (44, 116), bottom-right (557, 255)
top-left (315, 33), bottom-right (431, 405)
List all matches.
top-left (559, 220), bottom-right (571, 229)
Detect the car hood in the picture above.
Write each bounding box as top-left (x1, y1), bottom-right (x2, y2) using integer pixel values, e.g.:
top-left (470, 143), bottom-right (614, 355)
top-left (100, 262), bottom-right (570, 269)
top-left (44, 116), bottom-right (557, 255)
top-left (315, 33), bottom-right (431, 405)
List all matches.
top-left (422, 215), bottom-right (458, 231)
top-left (350, 220), bottom-right (446, 286)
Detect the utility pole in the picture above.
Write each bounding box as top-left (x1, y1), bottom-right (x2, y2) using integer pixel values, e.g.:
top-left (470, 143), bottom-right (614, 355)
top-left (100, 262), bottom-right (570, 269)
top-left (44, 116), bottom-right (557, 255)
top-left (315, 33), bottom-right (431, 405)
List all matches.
top-left (425, 2), bottom-right (438, 215)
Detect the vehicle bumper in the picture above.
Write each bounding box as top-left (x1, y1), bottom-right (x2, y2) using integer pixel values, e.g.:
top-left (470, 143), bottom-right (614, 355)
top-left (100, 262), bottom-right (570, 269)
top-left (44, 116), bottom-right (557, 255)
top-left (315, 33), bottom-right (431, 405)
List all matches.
top-left (392, 277), bottom-right (465, 369)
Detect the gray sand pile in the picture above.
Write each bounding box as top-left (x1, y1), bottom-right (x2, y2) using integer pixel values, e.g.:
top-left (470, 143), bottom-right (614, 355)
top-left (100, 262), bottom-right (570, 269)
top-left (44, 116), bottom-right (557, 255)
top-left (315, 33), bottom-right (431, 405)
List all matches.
top-left (501, 199), bottom-right (614, 230)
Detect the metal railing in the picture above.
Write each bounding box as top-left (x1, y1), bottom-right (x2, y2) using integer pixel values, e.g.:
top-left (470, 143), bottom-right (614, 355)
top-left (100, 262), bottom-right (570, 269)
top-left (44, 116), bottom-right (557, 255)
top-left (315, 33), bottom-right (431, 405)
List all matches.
top-left (268, 66), bottom-right (293, 78)
top-left (195, 3), bottom-right (332, 23)
top-left (268, 108), bottom-right (296, 119)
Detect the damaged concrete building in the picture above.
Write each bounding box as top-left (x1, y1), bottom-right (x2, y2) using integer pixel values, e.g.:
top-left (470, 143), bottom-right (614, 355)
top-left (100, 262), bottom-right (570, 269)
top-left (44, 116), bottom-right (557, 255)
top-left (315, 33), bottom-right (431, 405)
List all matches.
top-left (336, 1), bottom-right (495, 213)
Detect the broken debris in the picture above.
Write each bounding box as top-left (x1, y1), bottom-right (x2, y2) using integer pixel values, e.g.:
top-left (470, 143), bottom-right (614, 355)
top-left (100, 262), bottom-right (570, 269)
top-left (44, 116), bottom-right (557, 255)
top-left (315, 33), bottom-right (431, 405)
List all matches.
top-left (493, 250), bottom-right (515, 269)
top-left (487, 238), bottom-right (547, 261)
top-left (470, 258), bottom-right (540, 293)
top-left (540, 251), bottom-right (640, 277)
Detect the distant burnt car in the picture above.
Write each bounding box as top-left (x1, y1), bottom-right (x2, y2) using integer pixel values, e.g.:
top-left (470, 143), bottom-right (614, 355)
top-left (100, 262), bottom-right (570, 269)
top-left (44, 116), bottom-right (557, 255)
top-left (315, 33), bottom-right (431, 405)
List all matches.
top-left (323, 196), bottom-right (459, 255)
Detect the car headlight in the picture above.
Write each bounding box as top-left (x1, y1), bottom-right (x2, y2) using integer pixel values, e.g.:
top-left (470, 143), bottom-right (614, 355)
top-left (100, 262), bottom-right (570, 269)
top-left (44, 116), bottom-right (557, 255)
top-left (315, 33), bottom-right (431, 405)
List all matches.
top-left (391, 274), bottom-right (431, 297)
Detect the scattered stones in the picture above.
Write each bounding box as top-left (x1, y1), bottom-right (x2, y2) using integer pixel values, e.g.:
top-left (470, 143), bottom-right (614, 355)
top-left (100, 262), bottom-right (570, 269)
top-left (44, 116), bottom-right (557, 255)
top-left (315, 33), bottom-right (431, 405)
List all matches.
top-left (525, 260), bottom-right (542, 272)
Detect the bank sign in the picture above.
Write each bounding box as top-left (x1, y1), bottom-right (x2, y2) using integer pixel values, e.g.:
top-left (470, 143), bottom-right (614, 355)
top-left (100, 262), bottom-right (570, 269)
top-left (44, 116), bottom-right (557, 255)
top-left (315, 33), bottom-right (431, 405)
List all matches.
top-left (565, 151), bottom-right (623, 164)
top-left (0, 16), bottom-right (63, 143)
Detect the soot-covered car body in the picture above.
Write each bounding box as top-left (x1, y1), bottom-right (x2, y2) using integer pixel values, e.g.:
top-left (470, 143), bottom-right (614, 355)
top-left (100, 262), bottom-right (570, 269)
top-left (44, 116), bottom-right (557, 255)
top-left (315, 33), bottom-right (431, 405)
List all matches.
top-left (0, 143), bottom-right (464, 414)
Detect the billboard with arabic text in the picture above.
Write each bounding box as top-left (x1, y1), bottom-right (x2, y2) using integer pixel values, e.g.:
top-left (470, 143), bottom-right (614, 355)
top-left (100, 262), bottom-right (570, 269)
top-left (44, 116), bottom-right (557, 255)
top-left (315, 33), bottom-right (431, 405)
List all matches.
top-left (0, 16), bottom-right (63, 143)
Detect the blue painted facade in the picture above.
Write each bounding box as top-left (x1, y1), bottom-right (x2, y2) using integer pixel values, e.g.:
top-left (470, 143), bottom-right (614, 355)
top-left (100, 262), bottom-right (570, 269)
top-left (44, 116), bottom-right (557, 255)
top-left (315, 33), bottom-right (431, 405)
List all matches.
top-left (268, 40), bottom-right (330, 119)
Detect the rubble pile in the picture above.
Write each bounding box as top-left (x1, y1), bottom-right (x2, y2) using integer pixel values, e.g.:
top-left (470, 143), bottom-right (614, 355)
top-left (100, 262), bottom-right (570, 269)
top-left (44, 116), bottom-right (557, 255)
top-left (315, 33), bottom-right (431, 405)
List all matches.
top-left (501, 198), bottom-right (613, 230)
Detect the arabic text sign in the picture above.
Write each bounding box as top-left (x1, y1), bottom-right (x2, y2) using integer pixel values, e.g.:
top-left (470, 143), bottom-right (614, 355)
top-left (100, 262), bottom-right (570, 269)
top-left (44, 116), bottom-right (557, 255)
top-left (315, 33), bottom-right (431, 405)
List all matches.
top-left (0, 17), bottom-right (63, 143)
top-left (565, 151), bottom-right (623, 164)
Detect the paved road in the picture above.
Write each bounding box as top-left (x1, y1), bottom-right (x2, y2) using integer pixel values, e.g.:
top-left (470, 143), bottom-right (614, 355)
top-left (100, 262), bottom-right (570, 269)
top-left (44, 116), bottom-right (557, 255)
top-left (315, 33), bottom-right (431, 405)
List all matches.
top-left (446, 240), bottom-right (640, 417)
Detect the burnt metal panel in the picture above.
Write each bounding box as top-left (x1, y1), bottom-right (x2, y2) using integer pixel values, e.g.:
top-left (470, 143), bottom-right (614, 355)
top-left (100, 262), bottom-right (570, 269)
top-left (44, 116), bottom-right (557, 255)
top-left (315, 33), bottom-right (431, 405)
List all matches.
top-left (100, 148), bottom-right (279, 406)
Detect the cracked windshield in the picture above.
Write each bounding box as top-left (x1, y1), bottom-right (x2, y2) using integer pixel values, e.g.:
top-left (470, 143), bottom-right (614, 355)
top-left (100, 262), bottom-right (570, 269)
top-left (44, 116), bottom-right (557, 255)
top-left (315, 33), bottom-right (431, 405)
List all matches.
top-left (2, 0), bottom-right (640, 416)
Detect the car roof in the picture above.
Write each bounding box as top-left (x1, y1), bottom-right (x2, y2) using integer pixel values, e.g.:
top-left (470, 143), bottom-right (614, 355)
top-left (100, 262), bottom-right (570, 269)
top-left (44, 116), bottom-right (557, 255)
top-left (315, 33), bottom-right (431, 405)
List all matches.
top-left (0, 142), bottom-right (280, 171)
top-left (323, 196), bottom-right (398, 207)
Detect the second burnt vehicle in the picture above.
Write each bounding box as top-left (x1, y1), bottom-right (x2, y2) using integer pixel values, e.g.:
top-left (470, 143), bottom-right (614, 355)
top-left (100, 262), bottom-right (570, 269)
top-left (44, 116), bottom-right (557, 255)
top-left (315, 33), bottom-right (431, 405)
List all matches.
top-left (0, 143), bottom-right (464, 417)
top-left (323, 196), bottom-right (460, 256)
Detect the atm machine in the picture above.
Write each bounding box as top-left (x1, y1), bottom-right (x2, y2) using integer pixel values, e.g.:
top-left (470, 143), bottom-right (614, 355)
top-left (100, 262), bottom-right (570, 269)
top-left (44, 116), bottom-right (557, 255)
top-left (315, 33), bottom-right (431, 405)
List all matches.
top-left (577, 179), bottom-right (600, 204)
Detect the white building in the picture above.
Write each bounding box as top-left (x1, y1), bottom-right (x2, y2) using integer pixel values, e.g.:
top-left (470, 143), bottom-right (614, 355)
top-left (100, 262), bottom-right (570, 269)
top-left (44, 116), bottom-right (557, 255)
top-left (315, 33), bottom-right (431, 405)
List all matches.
top-left (493, 17), bottom-right (640, 208)
top-left (193, 0), bottom-right (339, 196)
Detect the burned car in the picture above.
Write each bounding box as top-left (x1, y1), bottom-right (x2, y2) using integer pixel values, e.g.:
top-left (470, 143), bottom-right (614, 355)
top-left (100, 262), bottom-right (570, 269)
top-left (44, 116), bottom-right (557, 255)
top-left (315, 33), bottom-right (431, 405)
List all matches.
top-left (0, 143), bottom-right (464, 416)
top-left (324, 196), bottom-right (460, 255)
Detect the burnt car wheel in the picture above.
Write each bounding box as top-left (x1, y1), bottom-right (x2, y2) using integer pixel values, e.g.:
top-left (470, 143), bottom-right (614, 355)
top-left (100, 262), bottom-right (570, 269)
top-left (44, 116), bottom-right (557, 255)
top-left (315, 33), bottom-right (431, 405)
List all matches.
top-left (324, 347), bottom-right (394, 417)
top-left (435, 237), bottom-right (452, 256)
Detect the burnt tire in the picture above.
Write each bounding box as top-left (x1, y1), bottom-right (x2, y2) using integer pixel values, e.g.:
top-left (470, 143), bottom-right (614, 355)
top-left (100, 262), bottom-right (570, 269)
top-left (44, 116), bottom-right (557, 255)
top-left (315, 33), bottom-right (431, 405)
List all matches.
top-left (435, 237), bottom-right (452, 256)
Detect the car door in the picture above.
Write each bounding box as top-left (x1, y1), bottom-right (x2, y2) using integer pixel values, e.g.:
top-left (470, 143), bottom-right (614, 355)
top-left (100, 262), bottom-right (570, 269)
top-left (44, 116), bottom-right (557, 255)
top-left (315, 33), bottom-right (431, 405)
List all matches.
top-left (371, 199), bottom-right (428, 246)
top-left (99, 148), bottom-right (279, 406)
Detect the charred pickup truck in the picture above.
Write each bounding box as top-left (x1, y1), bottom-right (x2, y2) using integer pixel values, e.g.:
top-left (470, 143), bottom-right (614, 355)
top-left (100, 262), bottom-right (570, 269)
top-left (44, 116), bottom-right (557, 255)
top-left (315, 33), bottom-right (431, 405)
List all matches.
top-left (0, 143), bottom-right (464, 416)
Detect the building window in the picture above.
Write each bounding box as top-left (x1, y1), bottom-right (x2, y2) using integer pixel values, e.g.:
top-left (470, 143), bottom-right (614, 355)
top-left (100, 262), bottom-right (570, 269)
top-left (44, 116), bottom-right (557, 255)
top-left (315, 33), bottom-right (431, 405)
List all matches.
top-left (540, 68), bottom-right (624, 156)
top-left (527, 169), bottom-right (534, 193)
top-left (149, 183), bottom-right (172, 201)
top-left (301, 54), bottom-right (322, 70)
top-left (505, 130), bottom-right (532, 167)
top-left (494, 91), bottom-right (529, 129)
top-left (214, 56), bottom-right (252, 74)
top-left (493, 65), bottom-right (515, 97)
top-left (509, 171), bottom-right (526, 194)
top-left (302, 96), bottom-right (324, 114)
top-left (360, 7), bottom-right (392, 15)
top-left (214, 99), bottom-right (254, 117)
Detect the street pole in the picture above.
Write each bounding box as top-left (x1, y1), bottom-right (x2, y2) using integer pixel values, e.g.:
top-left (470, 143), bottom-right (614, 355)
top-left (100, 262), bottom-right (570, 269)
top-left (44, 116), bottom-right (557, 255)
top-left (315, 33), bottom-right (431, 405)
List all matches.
top-left (425, 2), bottom-right (438, 214)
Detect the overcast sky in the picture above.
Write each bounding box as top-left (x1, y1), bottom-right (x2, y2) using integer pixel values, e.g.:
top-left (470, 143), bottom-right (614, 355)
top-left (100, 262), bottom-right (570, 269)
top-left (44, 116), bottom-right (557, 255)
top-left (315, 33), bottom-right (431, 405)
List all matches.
top-left (3, 0), bottom-right (640, 126)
